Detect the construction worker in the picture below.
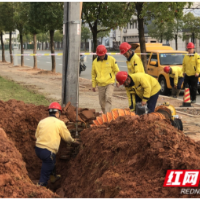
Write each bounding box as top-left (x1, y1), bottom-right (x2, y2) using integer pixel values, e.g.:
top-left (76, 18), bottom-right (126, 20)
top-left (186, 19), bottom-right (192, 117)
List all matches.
top-left (92, 44), bottom-right (120, 113)
top-left (164, 66), bottom-right (184, 98)
top-left (182, 42), bottom-right (200, 103)
top-left (35, 102), bottom-right (80, 187)
top-left (119, 42), bottom-right (145, 74)
top-left (116, 71), bottom-right (161, 113)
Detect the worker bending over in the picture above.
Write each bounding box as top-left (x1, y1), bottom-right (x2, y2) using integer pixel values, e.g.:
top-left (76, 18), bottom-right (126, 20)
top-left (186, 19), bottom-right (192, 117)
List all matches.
top-left (116, 71), bottom-right (161, 113)
top-left (92, 45), bottom-right (120, 113)
top-left (119, 42), bottom-right (144, 74)
top-left (182, 42), bottom-right (200, 103)
top-left (35, 102), bottom-right (80, 187)
top-left (164, 66), bottom-right (184, 98)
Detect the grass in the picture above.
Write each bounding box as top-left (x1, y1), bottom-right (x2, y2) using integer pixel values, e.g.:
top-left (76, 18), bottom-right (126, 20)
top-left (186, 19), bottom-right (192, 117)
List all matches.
top-left (0, 76), bottom-right (51, 106)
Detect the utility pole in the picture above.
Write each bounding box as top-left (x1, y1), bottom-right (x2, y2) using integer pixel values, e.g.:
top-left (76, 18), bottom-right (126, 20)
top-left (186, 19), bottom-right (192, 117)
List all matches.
top-left (62, 2), bottom-right (82, 107)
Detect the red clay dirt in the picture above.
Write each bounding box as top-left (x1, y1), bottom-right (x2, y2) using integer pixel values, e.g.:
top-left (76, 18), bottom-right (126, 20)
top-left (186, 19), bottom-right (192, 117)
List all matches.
top-left (0, 99), bottom-right (99, 197)
top-left (0, 128), bottom-right (58, 198)
top-left (58, 115), bottom-right (200, 198)
top-left (1, 99), bottom-right (200, 197)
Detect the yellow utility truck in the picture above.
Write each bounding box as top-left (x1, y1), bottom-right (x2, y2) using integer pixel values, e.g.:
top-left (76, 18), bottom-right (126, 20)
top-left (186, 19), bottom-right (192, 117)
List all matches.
top-left (131, 43), bottom-right (189, 95)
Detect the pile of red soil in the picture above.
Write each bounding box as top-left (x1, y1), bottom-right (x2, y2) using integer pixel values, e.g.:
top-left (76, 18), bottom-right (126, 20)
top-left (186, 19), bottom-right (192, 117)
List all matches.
top-left (0, 99), bottom-right (98, 186)
top-left (0, 99), bottom-right (49, 180)
top-left (58, 115), bottom-right (200, 198)
top-left (0, 128), bottom-right (58, 198)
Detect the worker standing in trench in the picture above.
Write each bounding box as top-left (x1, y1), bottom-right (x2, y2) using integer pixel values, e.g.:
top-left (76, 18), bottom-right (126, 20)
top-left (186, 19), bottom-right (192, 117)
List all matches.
top-left (182, 42), bottom-right (200, 103)
top-left (164, 66), bottom-right (184, 98)
top-left (35, 102), bottom-right (80, 187)
top-left (116, 71), bottom-right (161, 113)
top-left (92, 44), bottom-right (120, 114)
top-left (119, 42), bottom-right (145, 74)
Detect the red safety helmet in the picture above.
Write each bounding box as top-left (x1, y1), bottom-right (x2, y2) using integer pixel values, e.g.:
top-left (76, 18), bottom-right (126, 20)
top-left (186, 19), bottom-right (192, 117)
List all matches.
top-left (116, 71), bottom-right (128, 85)
top-left (119, 42), bottom-right (131, 54)
top-left (187, 42), bottom-right (195, 49)
top-left (164, 66), bottom-right (171, 73)
top-left (96, 45), bottom-right (107, 56)
top-left (49, 102), bottom-right (62, 112)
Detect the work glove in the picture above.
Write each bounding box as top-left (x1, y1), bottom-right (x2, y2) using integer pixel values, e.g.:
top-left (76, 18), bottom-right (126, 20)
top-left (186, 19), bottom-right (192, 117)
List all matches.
top-left (73, 138), bottom-right (81, 146)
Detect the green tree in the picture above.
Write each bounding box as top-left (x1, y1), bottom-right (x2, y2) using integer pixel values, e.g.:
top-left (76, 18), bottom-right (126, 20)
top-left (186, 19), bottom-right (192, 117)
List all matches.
top-left (54, 30), bottom-right (63, 50)
top-left (0, 3), bottom-right (6, 62)
top-left (37, 32), bottom-right (49, 50)
top-left (82, 2), bottom-right (135, 54)
top-left (81, 26), bottom-right (91, 51)
top-left (182, 12), bottom-right (200, 44)
top-left (147, 19), bottom-right (175, 43)
top-left (28, 2), bottom-right (63, 72)
top-left (13, 2), bottom-right (30, 66)
top-left (130, 2), bottom-right (191, 71)
top-left (0, 3), bottom-right (15, 63)
top-left (97, 25), bottom-right (110, 43)
top-left (27, 3), bottom-right (43, 69)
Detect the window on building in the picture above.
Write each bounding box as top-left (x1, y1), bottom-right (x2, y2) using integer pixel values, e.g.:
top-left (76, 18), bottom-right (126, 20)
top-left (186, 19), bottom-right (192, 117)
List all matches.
top-left (135, 22), bottom-right (137, 29)
top-left (132, 22), bottom-right (134, 29)
top-left (127, 23), bottom-right (129, 29)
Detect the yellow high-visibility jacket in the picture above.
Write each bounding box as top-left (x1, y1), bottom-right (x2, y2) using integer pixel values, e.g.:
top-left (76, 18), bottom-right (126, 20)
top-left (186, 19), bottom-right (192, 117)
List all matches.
top-left (182, 53), bottom-right (200, 76)
top-left (169, 66), bottom-right (184, 86)
top-left (125, 73), bottom-right (161, 111)
top-left (126, 52), bottom-right (145, 74)
top-left (91, 54), bottom-right (120, 88)
top-left (35, 116), bottom-right (74, 154)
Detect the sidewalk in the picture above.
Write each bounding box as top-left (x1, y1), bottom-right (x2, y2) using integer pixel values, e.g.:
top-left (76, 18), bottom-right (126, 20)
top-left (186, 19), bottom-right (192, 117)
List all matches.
top-left (0, 61), bottom-right (200, 141)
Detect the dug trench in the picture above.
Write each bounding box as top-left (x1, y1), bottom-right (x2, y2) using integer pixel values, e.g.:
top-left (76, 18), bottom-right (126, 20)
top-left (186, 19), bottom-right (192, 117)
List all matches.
top-left (1, 99), bottom-right (200, 197)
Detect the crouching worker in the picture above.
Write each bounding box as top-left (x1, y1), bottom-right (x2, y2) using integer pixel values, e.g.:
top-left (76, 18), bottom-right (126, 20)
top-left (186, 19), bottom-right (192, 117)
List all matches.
top-left (35, 102), bottom-right (80, 187)
top-left (116, 71), bottom-right (161, 113)
top-left (164, 66), bottom-right (184, 98)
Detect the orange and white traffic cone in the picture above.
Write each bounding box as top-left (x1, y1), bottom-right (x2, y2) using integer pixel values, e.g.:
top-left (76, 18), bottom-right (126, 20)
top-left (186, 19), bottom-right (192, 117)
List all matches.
top-left (182, 84), bottom-right (191, 107)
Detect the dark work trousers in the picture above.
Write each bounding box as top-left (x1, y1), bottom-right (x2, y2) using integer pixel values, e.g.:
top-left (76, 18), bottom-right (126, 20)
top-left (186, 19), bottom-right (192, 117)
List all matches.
top-left (170, 77), bottom-right (184, 89)
top-left (35, 146), bottom-right (56, 186)
top-left (136, 90), bottom-right (160, 113)
top-left (184, 75), bottom-right (198, 101)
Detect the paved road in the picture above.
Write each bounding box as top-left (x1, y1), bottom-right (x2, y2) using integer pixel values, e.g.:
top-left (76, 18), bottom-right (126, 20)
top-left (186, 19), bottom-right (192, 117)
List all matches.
top-left (1, 49), bottom-right (200, 103)
top-left (1, 50), bottom-right (128, 79)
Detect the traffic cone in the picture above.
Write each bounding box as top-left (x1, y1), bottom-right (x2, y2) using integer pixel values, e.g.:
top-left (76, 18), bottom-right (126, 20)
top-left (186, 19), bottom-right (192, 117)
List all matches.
top-left (182, 83), bottom-right (191, 107)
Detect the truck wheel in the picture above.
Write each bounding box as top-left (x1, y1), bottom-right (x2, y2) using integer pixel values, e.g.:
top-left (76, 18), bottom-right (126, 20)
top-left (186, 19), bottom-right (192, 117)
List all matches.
top-left (159, 76), bottom-right (169, 95)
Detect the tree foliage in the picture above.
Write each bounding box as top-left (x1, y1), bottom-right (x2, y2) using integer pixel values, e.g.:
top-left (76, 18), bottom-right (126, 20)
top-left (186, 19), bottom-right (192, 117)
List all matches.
top-left (27, 2), bottom-right (63, 72)
top-left (147, 19), bottom-right (176, 42)
top-left (128, 2), bottom-right (191, 71)
top-left (54, 30), bottom-right (63, 42)
top-left (82, 2), bottom-right (135, 52)
top-left (182, 12), bottom-right (200, 42)
top-left (81, 26), bottom-right (91, 42)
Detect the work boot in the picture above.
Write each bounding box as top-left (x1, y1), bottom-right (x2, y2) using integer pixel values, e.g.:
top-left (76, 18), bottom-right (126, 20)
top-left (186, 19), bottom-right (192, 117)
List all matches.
top-left (191, 100), bottom-right (196, 103)
top-left (50, 174), bottom-right (61, 183)
top-left (176, 89), bottom-right (181, 98)
top-left (171, 87), bottom-right (176, 98)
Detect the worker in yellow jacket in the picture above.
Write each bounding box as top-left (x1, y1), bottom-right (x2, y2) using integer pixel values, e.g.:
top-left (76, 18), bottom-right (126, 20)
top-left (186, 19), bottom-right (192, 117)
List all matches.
top-left (182, 42), bottom-right (200, 103)
top-left (116, 71), bottom-right (161, 113)
top-left (164, 66), bottom-right (184, 98)
top-left (92, 45), bottom-right (120, 113)
top-left (119, 42), bottom-right (145, 74)
top-left (35, 102), bottom-right (80, 187)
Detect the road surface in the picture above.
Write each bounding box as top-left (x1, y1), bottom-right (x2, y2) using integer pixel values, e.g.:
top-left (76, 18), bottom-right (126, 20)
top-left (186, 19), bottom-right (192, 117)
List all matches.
top-left (1, 49), bottom-right (200, 103)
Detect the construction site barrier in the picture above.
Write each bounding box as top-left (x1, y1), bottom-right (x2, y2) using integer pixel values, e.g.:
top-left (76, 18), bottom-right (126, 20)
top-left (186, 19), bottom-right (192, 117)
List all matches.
top-left (8, 52), bottom-right (190, 56)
